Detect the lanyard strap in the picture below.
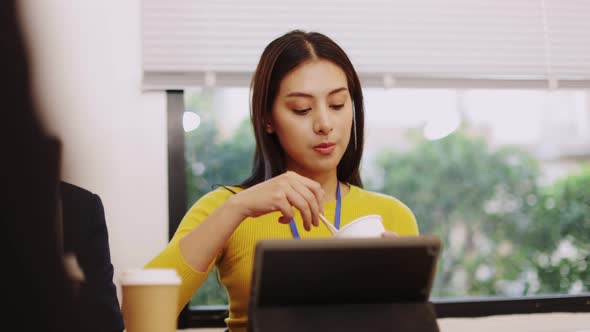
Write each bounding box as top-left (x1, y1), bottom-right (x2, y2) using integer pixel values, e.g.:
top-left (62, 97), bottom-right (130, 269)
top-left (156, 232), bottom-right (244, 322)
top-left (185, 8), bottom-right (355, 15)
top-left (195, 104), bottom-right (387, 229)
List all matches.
top-left (289, 182), bottom-right (341, 239)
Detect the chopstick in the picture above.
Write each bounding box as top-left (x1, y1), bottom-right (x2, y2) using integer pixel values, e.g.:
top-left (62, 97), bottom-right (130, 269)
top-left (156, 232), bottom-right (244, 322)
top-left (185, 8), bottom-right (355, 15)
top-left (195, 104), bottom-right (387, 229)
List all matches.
top-left (318, 213), bottom-right (338, 234)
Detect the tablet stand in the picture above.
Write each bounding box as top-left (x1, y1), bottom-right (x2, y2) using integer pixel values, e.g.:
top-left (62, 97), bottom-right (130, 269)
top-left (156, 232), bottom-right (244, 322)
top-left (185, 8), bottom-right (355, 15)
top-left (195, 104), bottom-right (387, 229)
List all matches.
top-left (249, 301), bottom-right (439, 332)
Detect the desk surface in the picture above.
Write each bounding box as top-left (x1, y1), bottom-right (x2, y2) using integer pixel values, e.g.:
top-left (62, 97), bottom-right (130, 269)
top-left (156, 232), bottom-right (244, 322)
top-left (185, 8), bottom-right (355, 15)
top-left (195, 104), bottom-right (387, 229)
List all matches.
top-left (181, 313), bottom-right (590, 332)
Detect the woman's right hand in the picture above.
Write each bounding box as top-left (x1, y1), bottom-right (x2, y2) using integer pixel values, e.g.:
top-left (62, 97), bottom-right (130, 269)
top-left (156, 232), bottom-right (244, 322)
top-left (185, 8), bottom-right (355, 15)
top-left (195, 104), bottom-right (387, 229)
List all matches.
top-left (228, 171), bottom-right (325, 231)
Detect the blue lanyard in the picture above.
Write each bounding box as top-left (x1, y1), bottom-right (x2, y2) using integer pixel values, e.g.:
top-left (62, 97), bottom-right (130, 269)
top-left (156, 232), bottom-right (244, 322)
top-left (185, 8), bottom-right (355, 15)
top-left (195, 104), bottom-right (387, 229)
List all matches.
top-left (289, 182), bottom-right (341, 239)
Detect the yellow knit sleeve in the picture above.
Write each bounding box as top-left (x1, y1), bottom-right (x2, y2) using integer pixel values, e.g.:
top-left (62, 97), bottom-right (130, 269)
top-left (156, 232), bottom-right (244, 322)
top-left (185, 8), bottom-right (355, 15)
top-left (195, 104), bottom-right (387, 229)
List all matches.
top-left (391, 197), bottom-right (419, 236)
top-left (352, 187), bottom-right (419, 237)
top-left (144, 187), bottom-right (235, 314)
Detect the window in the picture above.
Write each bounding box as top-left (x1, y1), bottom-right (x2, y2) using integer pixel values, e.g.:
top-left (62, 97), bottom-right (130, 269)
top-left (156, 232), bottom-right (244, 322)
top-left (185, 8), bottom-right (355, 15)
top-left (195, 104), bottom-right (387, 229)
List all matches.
top-left (170, 87), bottom-right (590, 325)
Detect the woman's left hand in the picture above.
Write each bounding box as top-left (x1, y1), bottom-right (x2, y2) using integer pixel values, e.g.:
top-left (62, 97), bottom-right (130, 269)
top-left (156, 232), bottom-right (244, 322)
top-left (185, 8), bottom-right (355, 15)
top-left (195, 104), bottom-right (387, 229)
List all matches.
top-left (381, 230), bottom-right (398, 238)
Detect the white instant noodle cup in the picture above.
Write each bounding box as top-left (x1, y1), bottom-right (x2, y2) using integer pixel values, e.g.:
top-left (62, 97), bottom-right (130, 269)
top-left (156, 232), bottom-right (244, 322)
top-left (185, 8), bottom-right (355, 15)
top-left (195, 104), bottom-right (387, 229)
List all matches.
top-left (333, 214), bottom-right (386, 239)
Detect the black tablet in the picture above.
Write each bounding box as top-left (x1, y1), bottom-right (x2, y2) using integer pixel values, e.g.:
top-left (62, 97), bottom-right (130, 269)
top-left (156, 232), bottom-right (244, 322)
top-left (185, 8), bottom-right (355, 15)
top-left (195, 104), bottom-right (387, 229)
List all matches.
top-left (249, 235), bottom-right (441, 308)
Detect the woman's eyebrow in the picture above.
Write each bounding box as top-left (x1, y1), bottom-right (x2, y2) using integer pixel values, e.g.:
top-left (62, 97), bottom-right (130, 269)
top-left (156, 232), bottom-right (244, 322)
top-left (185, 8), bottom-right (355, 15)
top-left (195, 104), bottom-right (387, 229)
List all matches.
top-left (285, 87), bottom-right (348, 98)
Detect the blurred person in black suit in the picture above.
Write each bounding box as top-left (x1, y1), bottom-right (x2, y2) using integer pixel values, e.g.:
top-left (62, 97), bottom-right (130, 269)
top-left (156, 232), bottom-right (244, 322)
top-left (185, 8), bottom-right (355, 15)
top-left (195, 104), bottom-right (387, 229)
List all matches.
top-left (60, 181), bottom-right (125, 332)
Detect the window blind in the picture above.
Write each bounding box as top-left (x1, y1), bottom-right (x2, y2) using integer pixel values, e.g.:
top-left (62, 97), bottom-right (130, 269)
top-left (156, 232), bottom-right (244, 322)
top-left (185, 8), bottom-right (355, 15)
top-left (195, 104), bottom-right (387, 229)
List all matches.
top-left (141, 0), bottom-right (590, 89)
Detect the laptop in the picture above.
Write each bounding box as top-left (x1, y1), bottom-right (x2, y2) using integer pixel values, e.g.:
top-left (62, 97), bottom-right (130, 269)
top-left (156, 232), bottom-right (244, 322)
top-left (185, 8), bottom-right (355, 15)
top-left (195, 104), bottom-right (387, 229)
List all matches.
top-left (248, 235), bottom-right (442, 332)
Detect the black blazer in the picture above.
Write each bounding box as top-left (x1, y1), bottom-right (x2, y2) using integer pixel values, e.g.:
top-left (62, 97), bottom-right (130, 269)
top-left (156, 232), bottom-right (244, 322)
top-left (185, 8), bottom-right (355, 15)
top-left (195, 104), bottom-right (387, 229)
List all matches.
top-left (60, 181), bottom-right (125, 332)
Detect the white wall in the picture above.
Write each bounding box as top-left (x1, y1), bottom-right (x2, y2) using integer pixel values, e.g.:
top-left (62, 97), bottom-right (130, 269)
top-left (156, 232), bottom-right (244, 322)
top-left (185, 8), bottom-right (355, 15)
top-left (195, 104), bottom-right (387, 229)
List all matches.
top-left (18, 0), bottom-right (169, 299)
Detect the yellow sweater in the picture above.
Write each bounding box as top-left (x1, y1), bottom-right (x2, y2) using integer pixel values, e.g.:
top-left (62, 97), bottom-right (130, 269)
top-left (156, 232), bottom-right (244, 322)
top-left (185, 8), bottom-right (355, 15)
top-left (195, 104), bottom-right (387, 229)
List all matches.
top-left (145, 185), bottom-right (419, 332)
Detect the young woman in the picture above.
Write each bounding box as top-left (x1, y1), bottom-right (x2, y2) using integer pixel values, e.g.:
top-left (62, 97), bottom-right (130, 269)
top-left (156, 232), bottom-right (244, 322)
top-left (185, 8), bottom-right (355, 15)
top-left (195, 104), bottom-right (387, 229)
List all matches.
top-left (146, 30), bottom-right (419, 332)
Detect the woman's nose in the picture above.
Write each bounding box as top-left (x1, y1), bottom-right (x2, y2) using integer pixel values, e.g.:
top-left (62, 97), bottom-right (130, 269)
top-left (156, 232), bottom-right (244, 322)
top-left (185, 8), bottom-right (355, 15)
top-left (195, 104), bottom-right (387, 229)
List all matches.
top-left (313, 106), bottom-right (333, 135)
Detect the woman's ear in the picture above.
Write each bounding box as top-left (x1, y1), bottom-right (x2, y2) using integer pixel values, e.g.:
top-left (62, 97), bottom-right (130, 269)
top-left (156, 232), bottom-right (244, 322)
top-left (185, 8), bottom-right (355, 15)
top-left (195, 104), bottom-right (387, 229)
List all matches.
top-left (265, 122), bottom-right (274, 134)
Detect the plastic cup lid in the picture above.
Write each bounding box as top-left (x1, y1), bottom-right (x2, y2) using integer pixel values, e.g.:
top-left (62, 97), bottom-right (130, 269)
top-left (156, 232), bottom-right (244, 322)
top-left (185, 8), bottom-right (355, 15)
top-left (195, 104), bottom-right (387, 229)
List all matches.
top-left (120, 268), bottom-right (181, 285)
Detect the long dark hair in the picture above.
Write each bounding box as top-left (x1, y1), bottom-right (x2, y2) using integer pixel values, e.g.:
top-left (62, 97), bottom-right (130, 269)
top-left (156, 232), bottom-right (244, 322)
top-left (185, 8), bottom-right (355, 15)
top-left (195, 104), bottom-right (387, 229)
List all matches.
top-left (239, 30), bottom-right (365, 188)
top-left (2, 0), bottom-right (82, 330)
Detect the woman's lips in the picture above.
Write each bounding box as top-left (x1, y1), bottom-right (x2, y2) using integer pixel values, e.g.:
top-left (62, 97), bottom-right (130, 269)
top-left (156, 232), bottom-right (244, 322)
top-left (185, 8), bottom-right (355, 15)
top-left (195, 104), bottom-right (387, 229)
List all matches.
top-left (313, 143), bottom-right (335, 155)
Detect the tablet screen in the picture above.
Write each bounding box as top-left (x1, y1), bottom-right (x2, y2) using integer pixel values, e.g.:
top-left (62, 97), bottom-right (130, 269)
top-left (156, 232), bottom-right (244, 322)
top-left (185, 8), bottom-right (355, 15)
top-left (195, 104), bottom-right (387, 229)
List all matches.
top-left (250, 236), bottom-right (441, 308)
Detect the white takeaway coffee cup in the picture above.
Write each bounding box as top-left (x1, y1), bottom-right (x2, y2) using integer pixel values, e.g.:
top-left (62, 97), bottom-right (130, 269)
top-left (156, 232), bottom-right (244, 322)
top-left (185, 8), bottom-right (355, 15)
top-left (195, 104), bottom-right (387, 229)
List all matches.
top-left (332, 214), bottom-right (386, 239)
top-left (120, 268), bottom-right (181, 332)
